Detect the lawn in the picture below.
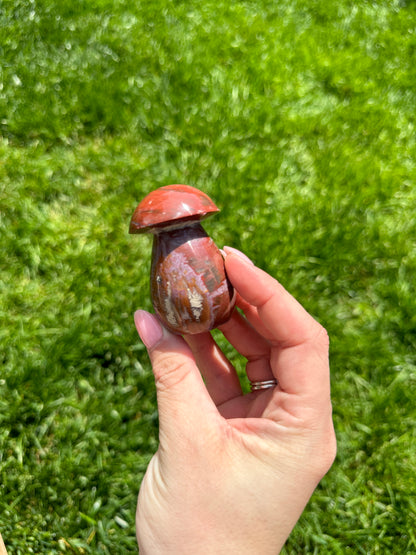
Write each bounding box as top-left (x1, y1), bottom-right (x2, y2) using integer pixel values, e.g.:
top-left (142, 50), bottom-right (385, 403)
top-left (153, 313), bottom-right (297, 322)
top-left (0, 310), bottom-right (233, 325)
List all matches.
top-left (1, 0), bottom-right (416, 552)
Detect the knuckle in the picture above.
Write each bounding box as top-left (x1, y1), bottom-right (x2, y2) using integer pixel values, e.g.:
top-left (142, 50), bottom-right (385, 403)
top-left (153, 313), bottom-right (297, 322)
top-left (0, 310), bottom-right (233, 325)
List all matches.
top-left (307, 323), bottom-right (330, 355)
top-left (153, 354), bottom-right (193, 392)
top-left (314, 323), bottom-right (330, 347)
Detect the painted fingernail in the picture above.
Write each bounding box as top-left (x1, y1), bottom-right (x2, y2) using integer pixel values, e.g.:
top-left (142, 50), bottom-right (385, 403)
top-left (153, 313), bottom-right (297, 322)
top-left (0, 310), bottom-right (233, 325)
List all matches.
top-left (223, 246), bottom-right (255, 265)
top-left (134, 310), bottom-right (164, 349)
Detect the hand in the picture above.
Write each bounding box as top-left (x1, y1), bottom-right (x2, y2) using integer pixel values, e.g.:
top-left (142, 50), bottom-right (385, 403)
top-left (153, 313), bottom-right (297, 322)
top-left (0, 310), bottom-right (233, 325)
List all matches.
top-left (134, 247), bottom-right (336, 554)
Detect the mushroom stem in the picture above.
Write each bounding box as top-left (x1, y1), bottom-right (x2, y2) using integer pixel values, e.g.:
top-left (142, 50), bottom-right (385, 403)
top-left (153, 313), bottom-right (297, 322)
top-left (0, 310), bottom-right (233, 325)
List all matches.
top-left (150, 223), bottom-right (235, 334)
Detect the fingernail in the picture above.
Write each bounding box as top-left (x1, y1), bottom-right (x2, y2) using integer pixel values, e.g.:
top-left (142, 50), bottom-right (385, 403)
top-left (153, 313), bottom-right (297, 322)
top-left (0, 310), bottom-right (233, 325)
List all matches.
top-left (134, 310), bottom-right (164, 349)
top-left (223, 246), bottom-right (255, 265)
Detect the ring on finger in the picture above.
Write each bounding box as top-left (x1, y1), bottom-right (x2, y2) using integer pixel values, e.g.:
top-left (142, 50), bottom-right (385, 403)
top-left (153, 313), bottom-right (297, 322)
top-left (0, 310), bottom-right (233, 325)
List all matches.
top-left (249, 378), bottom-right (278, 391)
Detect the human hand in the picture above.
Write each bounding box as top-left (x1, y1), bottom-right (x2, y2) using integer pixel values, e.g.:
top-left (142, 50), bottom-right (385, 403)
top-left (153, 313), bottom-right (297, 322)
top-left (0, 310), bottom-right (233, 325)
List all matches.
top-left (134, 247), bottom-right (336, 554)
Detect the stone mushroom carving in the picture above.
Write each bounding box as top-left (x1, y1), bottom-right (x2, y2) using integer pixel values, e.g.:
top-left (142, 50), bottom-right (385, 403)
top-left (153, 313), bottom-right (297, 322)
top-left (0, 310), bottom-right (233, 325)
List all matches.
top-left (129, 184), bottom-right (235, 334)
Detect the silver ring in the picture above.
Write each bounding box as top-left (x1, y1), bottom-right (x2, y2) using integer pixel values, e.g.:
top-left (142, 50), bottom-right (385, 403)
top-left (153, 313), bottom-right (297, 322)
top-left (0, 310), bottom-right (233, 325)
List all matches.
top-left (250, 379), bottom-right (278, 391)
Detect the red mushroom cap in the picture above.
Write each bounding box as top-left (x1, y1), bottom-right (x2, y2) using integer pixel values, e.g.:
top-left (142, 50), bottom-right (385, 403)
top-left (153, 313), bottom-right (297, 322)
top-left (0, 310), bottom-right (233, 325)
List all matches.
top-left (129, 184), bottom-right (220, 234)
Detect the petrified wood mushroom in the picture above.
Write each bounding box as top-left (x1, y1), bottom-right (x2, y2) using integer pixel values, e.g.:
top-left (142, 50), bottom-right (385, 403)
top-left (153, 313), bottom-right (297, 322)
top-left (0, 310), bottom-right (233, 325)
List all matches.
top-left (129, 184), bottom-right (235, 334)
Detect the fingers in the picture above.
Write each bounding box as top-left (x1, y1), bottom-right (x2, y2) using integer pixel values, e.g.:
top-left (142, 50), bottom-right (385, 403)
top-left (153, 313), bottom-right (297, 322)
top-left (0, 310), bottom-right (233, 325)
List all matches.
top-left (183, 332), bottom-right (242, 405)
top-left (134, 310), bottom-right (219, 441)
top-left (223, 249), bottom-right (320, 347)
top-left (218, 310), bottom-right (274, 384)
top-left (223, 250), bottom-right (330, 398)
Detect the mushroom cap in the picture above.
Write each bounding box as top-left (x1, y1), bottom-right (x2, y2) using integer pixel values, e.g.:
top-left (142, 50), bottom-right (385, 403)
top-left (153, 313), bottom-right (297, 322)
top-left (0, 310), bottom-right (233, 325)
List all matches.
top-left (129, 184), bottom-right (220, 234)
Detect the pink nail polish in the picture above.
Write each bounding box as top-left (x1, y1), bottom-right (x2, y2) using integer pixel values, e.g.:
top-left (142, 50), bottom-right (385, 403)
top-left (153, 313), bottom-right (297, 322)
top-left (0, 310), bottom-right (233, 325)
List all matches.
top-left (223, 246), bottom-right (254, 265)
top-left (134, 310), bottom-right (164, 349)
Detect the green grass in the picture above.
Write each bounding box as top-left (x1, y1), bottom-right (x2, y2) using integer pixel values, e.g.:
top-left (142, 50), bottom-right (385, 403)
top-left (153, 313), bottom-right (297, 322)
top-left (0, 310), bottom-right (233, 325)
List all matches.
top-left (1, 0), bottom-right (416, 552)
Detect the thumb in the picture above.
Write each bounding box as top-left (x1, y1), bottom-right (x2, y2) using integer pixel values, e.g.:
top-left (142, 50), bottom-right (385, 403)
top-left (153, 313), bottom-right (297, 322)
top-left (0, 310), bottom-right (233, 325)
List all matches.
top-left (134, 310), bottom-right (219, 441)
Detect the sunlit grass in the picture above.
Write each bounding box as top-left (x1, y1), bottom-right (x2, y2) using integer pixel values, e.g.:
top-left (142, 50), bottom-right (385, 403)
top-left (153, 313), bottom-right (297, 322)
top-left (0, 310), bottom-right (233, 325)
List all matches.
top-left (1, 0), bottom-right (416, 552)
